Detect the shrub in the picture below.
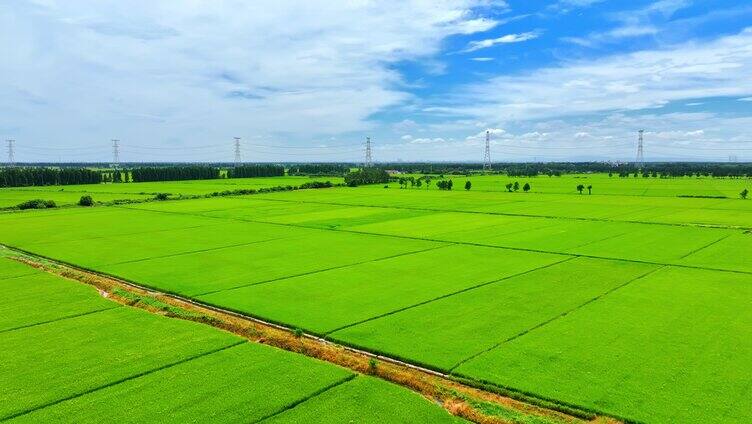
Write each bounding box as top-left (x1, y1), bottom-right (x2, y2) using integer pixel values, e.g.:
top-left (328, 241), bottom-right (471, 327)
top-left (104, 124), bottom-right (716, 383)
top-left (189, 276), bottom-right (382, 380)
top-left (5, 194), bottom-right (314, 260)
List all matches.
top-left (154, 193), bottom-right (169, 201)
top-left (368, 358), bottom-right (378, 373)
top-left (78, 195), bottom-right (94, 206)
top-left (17, 199), bottom-right (56, 210)
top-left (293, 328), bottom-right (303, 338)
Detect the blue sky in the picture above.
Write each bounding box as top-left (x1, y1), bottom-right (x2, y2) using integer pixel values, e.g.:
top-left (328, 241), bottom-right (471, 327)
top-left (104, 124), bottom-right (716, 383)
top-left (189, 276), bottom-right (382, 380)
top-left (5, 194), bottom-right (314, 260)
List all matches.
top-left (2, 0), bottom-right (752, 162)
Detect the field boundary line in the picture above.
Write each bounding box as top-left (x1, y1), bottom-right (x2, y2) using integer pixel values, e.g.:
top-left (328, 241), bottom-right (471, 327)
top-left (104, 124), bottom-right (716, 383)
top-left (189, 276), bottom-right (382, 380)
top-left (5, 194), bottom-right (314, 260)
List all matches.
top-left (25, 222), bottom-right (225, 247)
top-left (1, 341), bottom-right (246, 421)
top-left (252, 374), bottom-right (358, 423)
top-left (192, 243), bottom-right (453, 297)
top-left (3, 247), bottom-right (604, 424)
top-left (0, 306), bottom-right (121, 335)
top-left (324, 256), bottom-right (577, 336)
top-left (102, 234), bottom-right (297, 267)
top-left (232, 195), bottom-right (752, 231)
top-left (676, 233), bottom-right (734, 259)
top-left (120, 202), bottom-right (752, 276)
top-left (448, 266), bottom-right (666, 372)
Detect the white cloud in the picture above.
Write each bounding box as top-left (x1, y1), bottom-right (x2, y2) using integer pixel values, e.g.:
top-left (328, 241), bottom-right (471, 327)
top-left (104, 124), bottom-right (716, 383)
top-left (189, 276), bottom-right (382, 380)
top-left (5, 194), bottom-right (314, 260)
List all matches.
top-left (471, 57), bottom-right (494, 62)
top-left (739, 97), bottom-right (752, 102)
top-left (441, 28), bottom-right (752, 122)
top-left (462, 31), bottom-right (540, 52)
top-left (0, 0), bottom-right (503, 162)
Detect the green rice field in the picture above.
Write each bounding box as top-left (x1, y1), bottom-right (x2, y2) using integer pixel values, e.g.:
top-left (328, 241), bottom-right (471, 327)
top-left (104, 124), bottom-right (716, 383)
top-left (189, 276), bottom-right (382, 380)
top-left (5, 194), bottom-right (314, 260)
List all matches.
top-left (0, 175), bottom-right (343, 208)
top-left (0, 256), bottom-right (462, 423)
top-left (1, 173), bottom-right (751, 423)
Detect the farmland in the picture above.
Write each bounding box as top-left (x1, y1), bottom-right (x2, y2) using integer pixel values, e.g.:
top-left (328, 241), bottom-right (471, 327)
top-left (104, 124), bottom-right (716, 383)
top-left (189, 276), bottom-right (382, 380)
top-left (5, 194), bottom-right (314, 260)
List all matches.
top-left (0, 175), bottom-right (343, 208)
top-left (1, 172), bottom-right (751, 423)
top-left (0, 256), bottom-right (463, 423)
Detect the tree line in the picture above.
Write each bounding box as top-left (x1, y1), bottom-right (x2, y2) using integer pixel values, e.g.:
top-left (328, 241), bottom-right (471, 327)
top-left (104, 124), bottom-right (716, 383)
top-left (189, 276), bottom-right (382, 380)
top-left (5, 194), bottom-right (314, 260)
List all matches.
top-left (287, 164), bottom-right (350, 176)
top-left (0, 167), bottom-right (101, 187)
top-left (344, 168), bottom-right (390, 186)
top-left (130, 166), bottom-right (221, 182)
top-left (226, 165), bottom-right (285, 178)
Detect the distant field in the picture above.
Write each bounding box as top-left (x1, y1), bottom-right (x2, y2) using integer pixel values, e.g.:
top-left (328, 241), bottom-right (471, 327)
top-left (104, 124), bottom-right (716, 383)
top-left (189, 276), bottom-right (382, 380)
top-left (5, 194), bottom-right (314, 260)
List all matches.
top-left (1, 174), bottom-right (751, 422)
top-left (0, 175), bottom-right (343, 208)
top-left (387, 173), bottom-right (751, 198)
top-left (0, 257), bottom-right (462, 423)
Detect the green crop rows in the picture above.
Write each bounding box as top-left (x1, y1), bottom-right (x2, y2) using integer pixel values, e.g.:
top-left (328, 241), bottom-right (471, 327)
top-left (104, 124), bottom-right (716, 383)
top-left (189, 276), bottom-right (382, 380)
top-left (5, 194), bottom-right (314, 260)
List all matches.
top-left (0, 258), bottom-right (461, 423)
top-left (1, 173), bottom-right (751, 422)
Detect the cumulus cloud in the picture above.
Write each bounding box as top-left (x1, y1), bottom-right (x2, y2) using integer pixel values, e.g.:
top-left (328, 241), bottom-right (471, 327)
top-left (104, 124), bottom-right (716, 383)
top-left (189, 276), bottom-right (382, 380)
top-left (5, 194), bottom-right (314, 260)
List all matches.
top-left (440, 28), bottom-right (752, 122)
top-left (0, 0), bottom-right (502, 161)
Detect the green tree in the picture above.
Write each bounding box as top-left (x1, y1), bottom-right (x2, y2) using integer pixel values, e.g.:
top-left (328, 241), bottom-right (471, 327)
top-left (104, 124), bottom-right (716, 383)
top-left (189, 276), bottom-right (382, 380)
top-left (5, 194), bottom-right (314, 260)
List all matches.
top-left (587, 185), bottom-right (593, 195)
top-left (78, 195), bottom-right (94, 206)
top-left (465, 181), bottom-right (472, 191)
top-left (741, 188), bottom-right (749, 199)
top-left (523, 182), bottom-right (531, 192)
top-left (513, 181), bottom-right (520, 192)
top-left (577, 184), bottom-right (585, 194)
top-left (505, 183), bottom-right (513, 192)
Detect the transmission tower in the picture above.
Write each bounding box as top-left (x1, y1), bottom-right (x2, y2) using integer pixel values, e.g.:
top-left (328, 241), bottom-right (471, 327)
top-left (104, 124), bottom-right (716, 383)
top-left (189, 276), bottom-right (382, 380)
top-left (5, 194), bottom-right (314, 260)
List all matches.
top-left (365, 136), bottom-right (373, 167)
top-left (111, 139), bottom-right (120, 168)
top-left (234, 137), bottom-right (242, 167)
top-left (6, 139), bottom-right (15, 167)
top-left (483, 130), bottom-right (491, 171)
top-left (636, 130), bottom-right (644, 169)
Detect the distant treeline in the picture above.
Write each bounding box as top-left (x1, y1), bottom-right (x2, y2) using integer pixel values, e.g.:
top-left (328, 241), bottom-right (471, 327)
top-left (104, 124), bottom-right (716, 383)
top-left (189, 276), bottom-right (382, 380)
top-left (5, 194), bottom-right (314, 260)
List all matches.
top-left (287, 164), bottom-right (350, 176)
top-left (0, 167), bottom-right (101, 187)
top-left (130, 166), bottom-right (220, 182)
top-left (344, 168), bottom-right (390, 186)
top-left (376, 162), bottom-right (752, 178)
top-left (227, 165), bottom-right (284, 178)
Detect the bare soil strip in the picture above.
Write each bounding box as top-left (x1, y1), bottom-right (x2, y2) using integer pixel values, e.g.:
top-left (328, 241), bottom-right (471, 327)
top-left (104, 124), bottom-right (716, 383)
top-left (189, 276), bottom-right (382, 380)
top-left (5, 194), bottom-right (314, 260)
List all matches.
top-left (5, 248), bottom-right (620, 424)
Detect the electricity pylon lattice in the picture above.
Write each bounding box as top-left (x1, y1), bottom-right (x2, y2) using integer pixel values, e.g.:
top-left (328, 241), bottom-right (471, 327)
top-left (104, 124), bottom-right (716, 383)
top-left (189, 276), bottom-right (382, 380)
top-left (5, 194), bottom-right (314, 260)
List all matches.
top-left (234, 137), bottom-right (242, 167)
top-left (365, 136), bottom-right (372, 167)
top-left (636, 130), bottom-right (644, 169)
top-left (483, 130), bottom-right (491, 171)
top-left (6, 139), bottom-right (15, 167)
top-left (111, 139), bottom-right (120, 168)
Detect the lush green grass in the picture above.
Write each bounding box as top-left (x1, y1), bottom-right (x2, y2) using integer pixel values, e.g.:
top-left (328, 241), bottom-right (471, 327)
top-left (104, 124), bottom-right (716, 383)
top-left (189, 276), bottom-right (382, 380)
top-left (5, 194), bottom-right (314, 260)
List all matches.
top-left (1, 175), bottom-right (751, 423)
top-left (1, 259), bottom-right (462, 423)
top-left (198, 245), bottom-right (565, 334)
top-left (267, 375), bottom-right (465, 423)
top-left (100, 230), bottom-right (440, 296)
top-left (0, 176), bottom-right (343, 207)
top-left (0, 258), bottom-right (116, 332)
top-left (0, 306), bottom-right (241, 419)
top-left (9, 343), bottom-right (354, 424)
top-left (385, 173), bottom-right (751, 198)
top-left (454, 266), bottom-right (752, 424)
top-left (330, 258), bottom-right (657, 370)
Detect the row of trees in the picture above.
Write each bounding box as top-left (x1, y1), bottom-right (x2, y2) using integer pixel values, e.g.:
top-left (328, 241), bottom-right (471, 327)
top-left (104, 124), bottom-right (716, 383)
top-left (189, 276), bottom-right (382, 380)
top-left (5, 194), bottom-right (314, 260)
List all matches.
top-left (227, 165), bottom-right (284, 178)
top-left (505, 181), bottom-right (531, 192)
top-left (0, 168), bottom-right (102, 187)
top-left (345, 168), bottom-right (390, 186)
top-left (287, 164), bottom-right (350, 176)
top-left (130, 166), bottom-right (221, 182)
top-left (576, 184), bottom-right (593, 195)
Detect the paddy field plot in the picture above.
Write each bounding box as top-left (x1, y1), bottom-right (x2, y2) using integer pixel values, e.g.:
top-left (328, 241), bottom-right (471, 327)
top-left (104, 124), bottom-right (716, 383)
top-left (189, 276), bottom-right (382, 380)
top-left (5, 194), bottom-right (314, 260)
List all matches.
top-left (0, 175), bottom-right (343, 208)
top-left (1, 175), bottom-right (751, 423)
top-left (0, 258), bottom-right (461, 423)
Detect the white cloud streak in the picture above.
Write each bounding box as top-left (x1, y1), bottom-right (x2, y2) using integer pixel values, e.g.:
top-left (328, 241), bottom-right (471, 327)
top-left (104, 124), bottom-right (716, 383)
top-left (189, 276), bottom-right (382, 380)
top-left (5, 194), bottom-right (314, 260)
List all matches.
top-left (462, 31), bottom-right (540, 52)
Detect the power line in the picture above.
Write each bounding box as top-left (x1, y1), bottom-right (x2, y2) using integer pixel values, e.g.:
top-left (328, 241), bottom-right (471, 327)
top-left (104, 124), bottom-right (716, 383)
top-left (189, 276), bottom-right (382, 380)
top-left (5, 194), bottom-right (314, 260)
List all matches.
top-left (233, 137), bottom-right (242, 167)
top-left (6, 139), bottom-right (15, 167)
top-left (365, 136), bottom-right (372, 167)
top-left (483, 130), bottom-right (491, 171)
